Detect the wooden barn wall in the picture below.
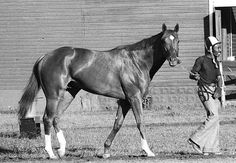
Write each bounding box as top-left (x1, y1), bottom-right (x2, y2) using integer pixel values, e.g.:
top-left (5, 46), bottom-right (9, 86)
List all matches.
top-left (0, 0), bottom-right (209, 109)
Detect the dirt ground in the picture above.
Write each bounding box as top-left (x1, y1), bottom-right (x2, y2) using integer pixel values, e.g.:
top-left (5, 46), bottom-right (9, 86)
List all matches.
top-left (1, 101), bottom-right (236, 162)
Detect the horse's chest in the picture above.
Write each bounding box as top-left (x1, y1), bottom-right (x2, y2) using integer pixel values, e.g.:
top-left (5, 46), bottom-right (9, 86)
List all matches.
top-left (121, 65), bottom-right (150, 91)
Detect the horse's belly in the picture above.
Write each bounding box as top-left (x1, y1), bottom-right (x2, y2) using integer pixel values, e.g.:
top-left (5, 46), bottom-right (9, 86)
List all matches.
top-left (73, 72), bottom-right (125, 99)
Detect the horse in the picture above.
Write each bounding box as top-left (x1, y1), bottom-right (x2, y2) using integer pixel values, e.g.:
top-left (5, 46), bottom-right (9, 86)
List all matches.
top-left (18, 23), bottom-right (180, 159)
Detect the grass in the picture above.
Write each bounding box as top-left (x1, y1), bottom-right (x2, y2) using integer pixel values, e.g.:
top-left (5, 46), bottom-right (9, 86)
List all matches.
top-left (1, 104), bottom-right (236, 162)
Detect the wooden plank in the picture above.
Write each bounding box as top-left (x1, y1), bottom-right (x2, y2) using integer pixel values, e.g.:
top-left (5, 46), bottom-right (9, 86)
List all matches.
top-left (224, 72), bottom-right (236, 76)
top-left (225, 86), bottom-right (236, 91)
top-left (222, 28), bottom-right (228, 60)
top-left (222, 61), bottom-right (236, 68)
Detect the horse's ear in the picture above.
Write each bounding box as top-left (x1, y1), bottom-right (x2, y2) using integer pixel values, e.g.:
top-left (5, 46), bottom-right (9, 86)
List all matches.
top-left (174, 23), bottom-right (179, 32)
top-left (162, 24), bottom-right (167, 32)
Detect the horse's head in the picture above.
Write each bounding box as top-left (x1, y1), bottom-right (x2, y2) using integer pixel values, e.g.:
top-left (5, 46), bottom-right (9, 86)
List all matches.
top-left (161, 24), bottom-right (181, 67)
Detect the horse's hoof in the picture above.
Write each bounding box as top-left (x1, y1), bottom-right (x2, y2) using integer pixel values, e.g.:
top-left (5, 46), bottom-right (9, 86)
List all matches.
top-left (142, 150), bottom-right (155, 157)
top-left (49, 155), bottom-right (58, 159)
top-left (147, 152), bottom-right (155, 157)
top-left (103, 153), bottom-right (111, 159)
top-left (45, 148), bottom-right (58, 159)
top-left (57, 149), bottom-right (65, 158)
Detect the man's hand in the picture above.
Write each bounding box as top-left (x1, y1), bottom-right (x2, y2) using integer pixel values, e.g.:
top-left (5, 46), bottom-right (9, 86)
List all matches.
top-left (213, 87), bottom-right (222, 99)
top-left (189, 72), bottom-right (200, 81)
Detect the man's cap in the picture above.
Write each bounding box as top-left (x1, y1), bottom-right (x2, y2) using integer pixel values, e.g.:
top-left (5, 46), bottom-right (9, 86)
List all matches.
top-left (205, 36), bottom-right (221, 50)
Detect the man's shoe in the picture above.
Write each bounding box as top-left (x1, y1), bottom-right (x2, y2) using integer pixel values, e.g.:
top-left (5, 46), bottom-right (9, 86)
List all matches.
top-left (187, 139), bottom-right (202, 154)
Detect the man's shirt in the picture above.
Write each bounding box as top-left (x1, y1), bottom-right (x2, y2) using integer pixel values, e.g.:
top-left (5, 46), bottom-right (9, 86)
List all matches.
top-left (191, 55), bottom-right (220, 84)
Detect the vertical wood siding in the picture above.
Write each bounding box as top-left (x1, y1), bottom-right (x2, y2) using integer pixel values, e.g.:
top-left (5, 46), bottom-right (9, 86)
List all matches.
top-left (0, 0), bottom-right (208, 92)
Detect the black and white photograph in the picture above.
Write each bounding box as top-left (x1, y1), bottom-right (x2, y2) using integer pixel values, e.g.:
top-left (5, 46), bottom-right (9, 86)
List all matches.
top-left (0, 0), bottom-right (236, 162)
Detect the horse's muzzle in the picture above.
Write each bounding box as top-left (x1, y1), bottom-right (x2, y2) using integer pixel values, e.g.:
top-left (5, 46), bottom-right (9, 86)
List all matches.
top-left (169, 57), bottom-right (181, 67)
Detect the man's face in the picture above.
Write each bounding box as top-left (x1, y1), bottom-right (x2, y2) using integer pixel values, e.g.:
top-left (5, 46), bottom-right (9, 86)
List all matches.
top-left (212, 44), bottom-right (221, 57)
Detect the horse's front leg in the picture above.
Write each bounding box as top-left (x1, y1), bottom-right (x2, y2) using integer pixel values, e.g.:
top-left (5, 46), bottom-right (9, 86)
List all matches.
top-left (103, 100), bottom-right (130, 158)
top-left (129, 92), bottom-right (155, 157)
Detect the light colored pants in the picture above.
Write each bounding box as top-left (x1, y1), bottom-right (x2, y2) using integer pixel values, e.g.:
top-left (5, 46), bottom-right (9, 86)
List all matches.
top-left (190, 85), bottom-right (220, 153)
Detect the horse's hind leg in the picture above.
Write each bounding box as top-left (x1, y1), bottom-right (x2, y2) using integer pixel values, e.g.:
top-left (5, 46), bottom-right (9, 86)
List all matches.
top-left (103, 99), bottom-right (130, 158)
top-left (44, 88), bottom-right (79, 159)
top-left (52, 86), bottom-right (80, 158)
top-left (53, 92), bottom-right (75, 158)
top-left (43, 98), bottom-right (60, 159)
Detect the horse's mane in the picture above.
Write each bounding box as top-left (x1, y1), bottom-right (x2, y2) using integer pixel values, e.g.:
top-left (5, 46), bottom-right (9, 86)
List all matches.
top-left (111, 32), bottom-right (163, 51)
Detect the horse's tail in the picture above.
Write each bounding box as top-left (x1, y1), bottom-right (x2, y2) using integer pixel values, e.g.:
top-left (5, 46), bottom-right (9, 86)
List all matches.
top-left (18, 56), bottom-right (43, 119)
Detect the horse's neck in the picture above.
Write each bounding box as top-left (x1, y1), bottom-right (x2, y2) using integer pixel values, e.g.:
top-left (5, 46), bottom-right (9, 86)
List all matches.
top-left (149, 45), bottom-right (166, 80)
top-left (127, 32), bottom-right (166, 80)
top-left (137, 46), bottom-right (155, 70)
top-left (130, 45), bottom-right (166, 80)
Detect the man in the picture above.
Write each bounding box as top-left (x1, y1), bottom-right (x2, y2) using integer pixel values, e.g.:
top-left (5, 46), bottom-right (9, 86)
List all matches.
top-left (188, 36), bottom-right (222, 155)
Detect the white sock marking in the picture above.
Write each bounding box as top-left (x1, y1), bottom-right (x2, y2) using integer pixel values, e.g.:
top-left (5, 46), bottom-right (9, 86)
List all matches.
top-left (45, 134), bottom-right (57, 159)
top-left (141, 138), bottom-right (155, 157)
top-left (57, 130), bottom-right (66, 153)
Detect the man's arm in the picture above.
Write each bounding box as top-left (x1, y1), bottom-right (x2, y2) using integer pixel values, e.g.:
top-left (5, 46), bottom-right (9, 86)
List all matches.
top-left (213, 75), bottom-right (223, 99)
top-left (189, 57), bottom-right (202, 81)
top-left (217, 75), bottom-right (223, 88)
